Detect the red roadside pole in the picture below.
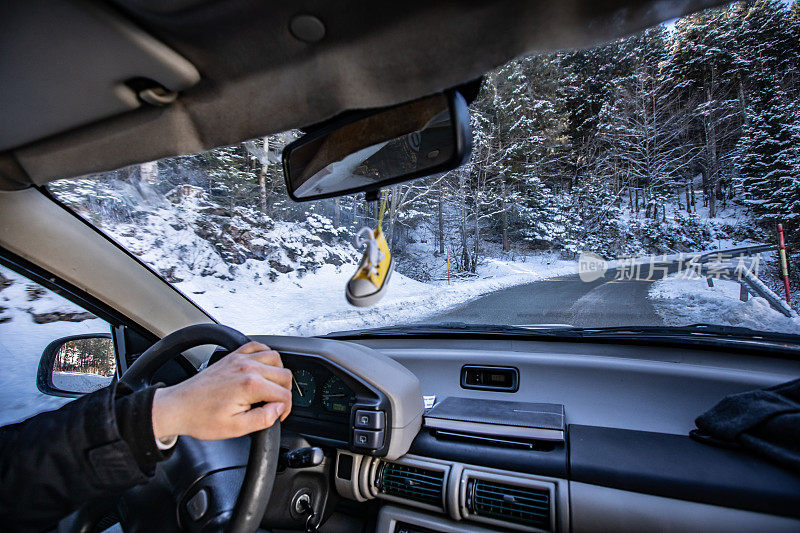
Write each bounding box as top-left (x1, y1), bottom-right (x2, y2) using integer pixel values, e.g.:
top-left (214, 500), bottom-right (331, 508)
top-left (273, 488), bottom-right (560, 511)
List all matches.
top-left (446, 246), bottom-right (451, 285)
top-left (777, 223), bottom-right (791, 304)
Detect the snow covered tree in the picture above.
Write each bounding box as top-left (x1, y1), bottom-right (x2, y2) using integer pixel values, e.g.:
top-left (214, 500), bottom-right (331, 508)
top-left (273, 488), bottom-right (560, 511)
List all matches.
top-left (668, 5), bottom-right (743, 217)
top-left (597, 27), bottom-right (696, 220)
top-left (736, 82), bottom-right (800, 236)
top-left (469, 56), bottom-right (570, 254)
top-left (202, 145), bottom-right (258, 209)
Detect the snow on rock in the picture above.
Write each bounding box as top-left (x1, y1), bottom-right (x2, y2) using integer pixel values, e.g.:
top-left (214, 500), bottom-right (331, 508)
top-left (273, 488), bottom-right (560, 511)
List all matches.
top-left (648, 273), bottom-right (800, 334)
top-left (0, 268), bottom-right (97, 325)
top-left (66, 180), bottom-right (359, 289)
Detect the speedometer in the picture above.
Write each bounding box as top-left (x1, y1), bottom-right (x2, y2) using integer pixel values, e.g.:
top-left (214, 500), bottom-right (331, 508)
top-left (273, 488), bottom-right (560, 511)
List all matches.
top-left (321, 376), bottom-right (354, 414)
top-left (291, 369), bottom-right (316, 408)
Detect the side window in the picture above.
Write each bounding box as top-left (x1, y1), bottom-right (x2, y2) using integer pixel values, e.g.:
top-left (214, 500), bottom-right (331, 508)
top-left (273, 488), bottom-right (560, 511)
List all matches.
top-left (0, 264), bottom-right (112, 425)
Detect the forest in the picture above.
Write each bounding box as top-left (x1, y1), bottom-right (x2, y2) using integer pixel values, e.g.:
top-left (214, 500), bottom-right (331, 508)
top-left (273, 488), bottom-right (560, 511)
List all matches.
top-left (53, 337), bottom-right (115, 377)
top-left (51, 0), bottom-right (800, 300)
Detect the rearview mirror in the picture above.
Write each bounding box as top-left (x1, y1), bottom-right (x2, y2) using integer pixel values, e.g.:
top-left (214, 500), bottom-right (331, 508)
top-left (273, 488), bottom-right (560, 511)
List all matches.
top-left (283, 91), bottom-right (472, 201)
top-left (37, 334), bottom-right (116, 397)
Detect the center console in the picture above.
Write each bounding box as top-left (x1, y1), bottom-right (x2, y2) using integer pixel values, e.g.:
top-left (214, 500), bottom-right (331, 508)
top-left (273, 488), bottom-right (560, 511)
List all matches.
top-left (335, 397), bottom-right (570, 532)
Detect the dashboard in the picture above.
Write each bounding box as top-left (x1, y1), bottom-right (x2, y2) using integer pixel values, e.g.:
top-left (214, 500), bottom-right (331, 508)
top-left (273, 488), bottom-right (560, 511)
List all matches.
top-left (357, 337), bottom-right (800, 533)
top-left (203, 335), bottom-right (800, 533)
top-left (279, 336), bottom-right (800, 532)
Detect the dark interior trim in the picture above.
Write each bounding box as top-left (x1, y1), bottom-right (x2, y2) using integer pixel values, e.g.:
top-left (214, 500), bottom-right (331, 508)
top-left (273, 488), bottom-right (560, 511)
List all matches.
top-left (409, 429), bottom-right (567, 479)
top-left (569, 424), bottom-right (800, 518)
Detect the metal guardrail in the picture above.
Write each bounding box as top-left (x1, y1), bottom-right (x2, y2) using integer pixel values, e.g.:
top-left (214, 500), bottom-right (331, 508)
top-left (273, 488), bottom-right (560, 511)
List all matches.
top-left (695, 244), bottom-right (777, 264)
top-left (738, 270), bottom-right (795, 317)
top-left (693, 245), bottom-right (796, 318)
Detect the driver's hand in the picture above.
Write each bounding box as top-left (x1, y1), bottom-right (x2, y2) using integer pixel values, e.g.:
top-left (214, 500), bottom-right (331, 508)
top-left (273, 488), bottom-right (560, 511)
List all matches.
top-left (151, 341), bottom-right (292, 441)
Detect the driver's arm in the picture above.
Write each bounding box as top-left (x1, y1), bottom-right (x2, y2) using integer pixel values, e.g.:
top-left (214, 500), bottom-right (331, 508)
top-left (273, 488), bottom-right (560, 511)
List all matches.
top-left (0, 342), bottom-right (292, 532)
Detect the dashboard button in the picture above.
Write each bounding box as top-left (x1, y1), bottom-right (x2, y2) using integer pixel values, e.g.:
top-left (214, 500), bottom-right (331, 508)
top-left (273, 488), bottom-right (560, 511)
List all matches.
top-left (353, 429), bottom-right (384, 449)
top-left (355, 410), bottom-right (385, 430)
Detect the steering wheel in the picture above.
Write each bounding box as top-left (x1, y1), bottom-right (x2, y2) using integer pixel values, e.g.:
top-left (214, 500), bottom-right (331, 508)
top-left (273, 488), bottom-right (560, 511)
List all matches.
top-left (121, 323), bottom-right (280, 533)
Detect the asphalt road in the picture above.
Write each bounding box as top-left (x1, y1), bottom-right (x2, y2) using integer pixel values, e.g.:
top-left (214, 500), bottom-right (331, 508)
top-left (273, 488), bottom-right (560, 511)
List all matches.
top-left (427, 262), bottom-right (685, 328)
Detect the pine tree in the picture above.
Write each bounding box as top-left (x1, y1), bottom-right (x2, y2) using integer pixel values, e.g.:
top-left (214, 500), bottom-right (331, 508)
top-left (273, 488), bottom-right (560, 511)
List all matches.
top-left (737, 82), bottom-right (800, 236)
top-left (201, 145), bottom-right (258, 209)
top-left (668, 5), bottom-right (742, 217)
top-left (598, 27), bottom-right (695, 220)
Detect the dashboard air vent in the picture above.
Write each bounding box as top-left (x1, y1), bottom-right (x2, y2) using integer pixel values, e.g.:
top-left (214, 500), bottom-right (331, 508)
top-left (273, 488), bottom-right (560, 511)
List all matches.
top-left (376, 462), bottom-right (445, 509)
top-left (466, 478), bottom-right (552, 531)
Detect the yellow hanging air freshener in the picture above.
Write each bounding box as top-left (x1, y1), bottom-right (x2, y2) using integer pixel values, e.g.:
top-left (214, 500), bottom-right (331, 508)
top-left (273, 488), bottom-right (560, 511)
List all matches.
top-left (346, 191), bottom-right (393, 307)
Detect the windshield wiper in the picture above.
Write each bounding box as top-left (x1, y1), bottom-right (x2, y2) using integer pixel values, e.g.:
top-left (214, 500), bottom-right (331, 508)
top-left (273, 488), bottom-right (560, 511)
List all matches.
top-left (323, 322), bottom-right (800, 350)
top-left (324, 322), bottom-right (576, 338)
top-left (564, 323), bottom-right (800, 344)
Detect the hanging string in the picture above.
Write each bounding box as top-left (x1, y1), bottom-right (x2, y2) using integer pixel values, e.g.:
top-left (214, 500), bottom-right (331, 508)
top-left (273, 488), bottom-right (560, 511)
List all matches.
top-left (377, 189), bottom-right (388, 232)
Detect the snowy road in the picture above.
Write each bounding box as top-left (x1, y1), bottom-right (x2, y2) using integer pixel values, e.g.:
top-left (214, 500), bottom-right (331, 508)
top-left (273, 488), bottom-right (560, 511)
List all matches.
top-left (427, 262), bottom-right (682, 327)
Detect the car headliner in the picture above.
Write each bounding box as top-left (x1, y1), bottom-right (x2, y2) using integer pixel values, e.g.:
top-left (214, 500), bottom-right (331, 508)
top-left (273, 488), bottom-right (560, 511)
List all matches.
top-left (0, 0), bottom-right (727, 190)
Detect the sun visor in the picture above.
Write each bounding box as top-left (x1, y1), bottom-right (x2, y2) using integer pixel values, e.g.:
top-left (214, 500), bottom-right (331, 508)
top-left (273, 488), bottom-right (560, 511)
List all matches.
top-left (0, 0), bottom-right (200, 152)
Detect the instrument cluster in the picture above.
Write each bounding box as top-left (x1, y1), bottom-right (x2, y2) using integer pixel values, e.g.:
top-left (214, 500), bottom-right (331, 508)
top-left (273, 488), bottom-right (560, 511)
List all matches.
top-left (281, 352), bottom-right (391, 455)
top-left (286, 359), bottom-right (357, 421)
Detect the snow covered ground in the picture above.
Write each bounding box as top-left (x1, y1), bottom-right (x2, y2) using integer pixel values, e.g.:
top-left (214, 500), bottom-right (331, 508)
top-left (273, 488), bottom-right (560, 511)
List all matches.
top-left (178, 253), bottom-right (577, 336)
top-left (649, 272), bottom-right (800, 334)
top-left (52, 371), bottom-right (112, 393)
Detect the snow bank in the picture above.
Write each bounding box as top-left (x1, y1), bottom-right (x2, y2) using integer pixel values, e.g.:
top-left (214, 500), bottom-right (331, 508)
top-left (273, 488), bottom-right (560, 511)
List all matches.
top-left (649, 273), bottom-right (800, 334)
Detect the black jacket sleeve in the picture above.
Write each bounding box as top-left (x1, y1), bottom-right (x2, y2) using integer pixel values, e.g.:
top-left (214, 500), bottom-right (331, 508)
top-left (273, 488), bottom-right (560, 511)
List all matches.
top-left (0, 383), bottom-right (173, 532)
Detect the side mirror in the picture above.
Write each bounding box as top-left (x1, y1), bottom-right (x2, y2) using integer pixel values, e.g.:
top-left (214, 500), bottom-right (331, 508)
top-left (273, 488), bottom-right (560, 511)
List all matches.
top-left (283, 90), bottom-right (472, 201)
top-left (37, 334), bottom-right (116, 397)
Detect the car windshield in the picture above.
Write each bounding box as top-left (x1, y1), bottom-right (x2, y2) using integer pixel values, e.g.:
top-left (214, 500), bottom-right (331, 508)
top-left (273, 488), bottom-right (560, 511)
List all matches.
top-left (48, 1), bottom-right (799, 338)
